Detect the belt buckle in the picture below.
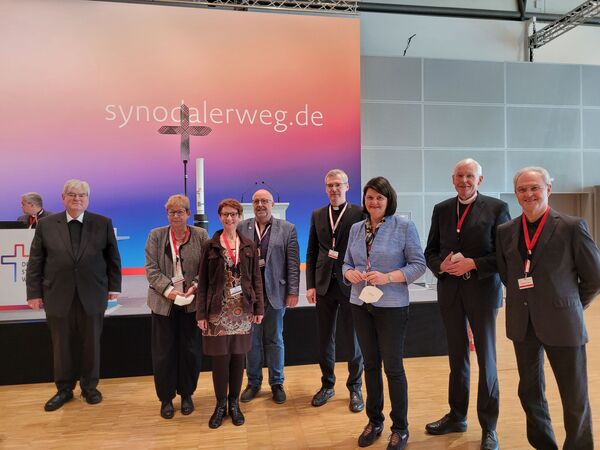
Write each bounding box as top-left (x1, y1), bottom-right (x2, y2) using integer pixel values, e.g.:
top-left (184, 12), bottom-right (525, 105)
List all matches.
top-left (462, 271), bottom-right (471, 280)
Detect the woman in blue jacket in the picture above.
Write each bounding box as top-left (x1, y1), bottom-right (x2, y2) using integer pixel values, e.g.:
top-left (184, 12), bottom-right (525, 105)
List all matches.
top-left (343, 176), bottom-right (426, 450)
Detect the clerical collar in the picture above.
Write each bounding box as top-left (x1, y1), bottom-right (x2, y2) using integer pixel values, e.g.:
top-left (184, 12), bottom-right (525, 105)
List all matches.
top-left (331, 201), bottom-right (347, 211)
top-left (457, 192), bottom-right (478, 205)
top-left (66, 211), bottom-right (84, 223)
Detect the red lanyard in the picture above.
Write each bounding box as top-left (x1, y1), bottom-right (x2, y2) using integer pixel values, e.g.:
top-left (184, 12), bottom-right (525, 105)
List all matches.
top-left (329, 203), bottom-right (348, 249)
top-left (170, 227), bottom-right (190, 259)
top-left (222, 233), bottom-right (239, 266)
top-left (522, 207), bottom-right (550, 273)
top-left (456, 202), bottom-right (473, 234)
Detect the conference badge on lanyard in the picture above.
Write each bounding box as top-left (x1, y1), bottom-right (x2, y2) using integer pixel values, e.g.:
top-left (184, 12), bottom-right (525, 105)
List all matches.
top-left (328, 203), bottom-right (348, 260)
top-left (518, 207), bottom-right (550, 290)
top-left (223, 233), bottom-right (242, 297)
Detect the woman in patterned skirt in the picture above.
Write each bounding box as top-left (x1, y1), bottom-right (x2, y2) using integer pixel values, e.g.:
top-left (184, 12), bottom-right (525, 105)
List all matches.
top-left (196, 198), bottom-right (264, 429)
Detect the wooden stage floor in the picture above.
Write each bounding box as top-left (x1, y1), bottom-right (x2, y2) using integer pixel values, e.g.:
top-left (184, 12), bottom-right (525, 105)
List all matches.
top-left (1, 306), bottom-right (599, 450)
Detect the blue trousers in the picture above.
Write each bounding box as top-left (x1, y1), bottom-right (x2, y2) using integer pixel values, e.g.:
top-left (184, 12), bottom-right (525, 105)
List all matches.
top-left (246, 302), bottom-right (286, 387)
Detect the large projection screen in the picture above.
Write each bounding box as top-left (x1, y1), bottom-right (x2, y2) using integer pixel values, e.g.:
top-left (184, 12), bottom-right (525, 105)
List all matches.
top-left (0, 0), bottom-right (361, 317)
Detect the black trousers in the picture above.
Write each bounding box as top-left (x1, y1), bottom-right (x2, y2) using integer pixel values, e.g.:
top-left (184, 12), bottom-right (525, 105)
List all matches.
top-left (315, 279), bottom-right (363, 392)
top-left (513, 321), bottom-right (592, 450)
top-left (351, 303), bottom-right (409, 433)
top-left (439, 291), bottom-right (499, 430)
top-left (46, 293), bottom-right (104, 393)
top-left (151, 307), bottom-right (202, 402)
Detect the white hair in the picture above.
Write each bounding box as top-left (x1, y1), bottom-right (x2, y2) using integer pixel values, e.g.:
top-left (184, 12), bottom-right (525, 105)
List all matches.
top-left (453, 158), bottom-right (482, 177)
top-left (62, 179), bottom-right (90, 196)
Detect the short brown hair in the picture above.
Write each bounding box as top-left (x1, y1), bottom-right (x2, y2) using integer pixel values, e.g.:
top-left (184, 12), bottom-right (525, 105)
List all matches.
top-left (164, 194), bottom-right (190, 211)
top-left (218, 198), bottom-right (243, 216)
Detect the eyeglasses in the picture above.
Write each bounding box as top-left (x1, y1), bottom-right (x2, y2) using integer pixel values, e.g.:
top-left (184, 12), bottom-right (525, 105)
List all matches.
top-left (252, 199), bottom-right (272, 205)
top-left (167, 210), bottom-right (188, 217)
top-left (326, 182), bottom-right (347, 190)
top-left (220, 212), bottom-right (239, 218)
top-left (65, 193), bottom-right (88, 199)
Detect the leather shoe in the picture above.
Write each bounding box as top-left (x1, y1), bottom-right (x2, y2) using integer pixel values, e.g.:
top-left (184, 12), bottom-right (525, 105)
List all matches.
top-left (228, 397), bottom-right (245, 426)
top-left (160, 400), bottom-right (174, 419)
top-left (240, 385), bottom-right (260, 403)
top-left (358, 422), bottom-right (383, 447)
top-left (82, 388), bottom-right (102, 405)
top-left (271, 384), bottom-right (286, 404)
top-left (387, 431), bottom-right (409, 450)
top-left (311, 387), bottom-right (334, 407)
top-left (181, 395), bottom-right (194, 415)
top-left (481, 430), bottom-right (499, 450)
top-left (208, 400), bottom-right (227, 429)
top-left (349, 390), bottom-right (364, 413)
top-left (425, 414), bottom-right (467, 435)
top-left (44, 390), bottom-right (73, 411)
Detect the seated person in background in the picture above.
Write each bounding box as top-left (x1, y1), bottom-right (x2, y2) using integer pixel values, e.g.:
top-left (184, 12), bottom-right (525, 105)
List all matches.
top-left (18, 192), bottom-right (52, 229)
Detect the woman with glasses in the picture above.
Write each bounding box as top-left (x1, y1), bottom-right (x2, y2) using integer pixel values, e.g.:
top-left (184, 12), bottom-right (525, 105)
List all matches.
top-left (145, 194), bottom-right (208, 419)
top-left (196, 198), bottom-right (264, 429)
top-left (343, 177), bottom-right (426, 450)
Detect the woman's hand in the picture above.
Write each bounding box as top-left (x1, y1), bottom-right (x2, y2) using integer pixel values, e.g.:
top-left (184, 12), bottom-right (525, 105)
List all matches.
top-left (253, 315), bottom-right (264, 324)
top-left (345, 269), bottom-right (366, 284)
top-left (365, 271), bottom-right (388, 285)
top-left (197, 320), bottom-right (207, 331)
top-left (167, 290), bottom-right (185, 302)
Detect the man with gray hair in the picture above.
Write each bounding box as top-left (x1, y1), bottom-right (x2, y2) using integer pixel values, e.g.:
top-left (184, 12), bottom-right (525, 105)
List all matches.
top-left (425, 158), bottom-right (510, 450)
top-left (306, 169), bottom-right (364, 412)
top-left (497, 166), bottom-right (600, 450)
top-left (26, 179), bottom-right (122, 411)
top-left (18, 192), bottom-right (52, 229)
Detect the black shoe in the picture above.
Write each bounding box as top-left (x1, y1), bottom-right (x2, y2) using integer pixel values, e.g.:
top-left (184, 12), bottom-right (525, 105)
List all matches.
top-left (387, 431), bottom-right (409, 450)
top-left (358, 422), bottom-right (384, 447)
top-left (208, 400), bottom-right (227, 429)
top-left (481, 430), bottom-right (499, 450)
top-left (228, 397), bottom-right (245, 426)
top-left (271, 385), bottom-right (286, 404)
top-left (181, 395), bottom-right (194, 415)
top-left (160, 400), bottom-right (175, 419)
top-left (349, 390), bottom-right (364, 413)
top-left (44, 390), bottom-right (73, 411)
top-left (240, 385), bottom-right (260, 403)
top-left (81, 388), bottom-right (102, 405)
top-left (425, 414), bottom-right (467, 435)
top-left (311, 387), bottom-right (334, 407)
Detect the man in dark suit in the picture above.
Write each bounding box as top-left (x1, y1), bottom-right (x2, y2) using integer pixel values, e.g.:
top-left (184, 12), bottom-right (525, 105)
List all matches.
top-left (18, 192), bottom-right (52, 229)
top-left (497, 166), bottom-right (600, 450)
top-left (238, 189), bottom-right (300, 404)
top-left (424, 158), bottom-right (510, 450)
top-left (306, 169), bottom-right (364, 412)
top-left (26, 179), bottom-right (122, 411)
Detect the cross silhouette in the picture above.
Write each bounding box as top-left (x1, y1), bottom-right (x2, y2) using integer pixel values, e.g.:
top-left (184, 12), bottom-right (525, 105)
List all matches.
top-left (158, 103), bottom-right (212, 194)
top-left (158, 103), bottom-right (212, 162)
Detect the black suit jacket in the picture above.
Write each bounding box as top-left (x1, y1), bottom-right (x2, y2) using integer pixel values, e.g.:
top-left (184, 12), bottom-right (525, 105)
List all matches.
top-left (497, 209), bottom-right (600, 346)
top-left (306, 203), bottom-right (364, 297)
top-left (18, 210), bottom-right (53, 229)
top-left (26, 211), bottom-right (122, 317)
top-left (425, 194), bottom-right (510, 309)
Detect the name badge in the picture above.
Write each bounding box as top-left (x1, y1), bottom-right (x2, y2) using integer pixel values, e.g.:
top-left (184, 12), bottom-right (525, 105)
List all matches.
top-left (328, 249), bottom-right (339, 260)
top-left (171, 275), bottom-right (184, 292)
top-left (518, 276), bottom-right (534, 290)
top-left (259, 258), bottom-right (266, 268)
top-left (229, 285), bottom-right (243, 296)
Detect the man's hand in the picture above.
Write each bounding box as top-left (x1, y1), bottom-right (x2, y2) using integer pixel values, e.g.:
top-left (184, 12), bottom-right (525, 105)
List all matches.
top-left (286, 294), bottom-right (299, 308)
top-left (439, 252), bottom-right (454, 273)
top-left (445, 258), bottom-right (477, 277)
top-left (306, 288), bottom-right (317, 304)
top-left (253, 315), bottom-right (264, 324)
top-left (197, 320), bottom-right (207, 331)
top-left (108, 293), bottom-right (119, 300)
top-left (27, 298), bottom-right (43, 310)
top-left (184, 286), bottom-right (197, 297)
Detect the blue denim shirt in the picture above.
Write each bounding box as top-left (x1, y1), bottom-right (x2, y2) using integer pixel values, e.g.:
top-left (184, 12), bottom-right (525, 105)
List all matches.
top-left (342, 214), bottom-right (426, 307)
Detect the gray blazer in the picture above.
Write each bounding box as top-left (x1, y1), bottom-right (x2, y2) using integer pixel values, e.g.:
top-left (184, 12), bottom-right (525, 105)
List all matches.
top-left (145, 225), bottom-right (208, 316)
top-left (238, 217), bottom-right (300, 309)
top-left (497, 209), bottom-right (600, 346)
